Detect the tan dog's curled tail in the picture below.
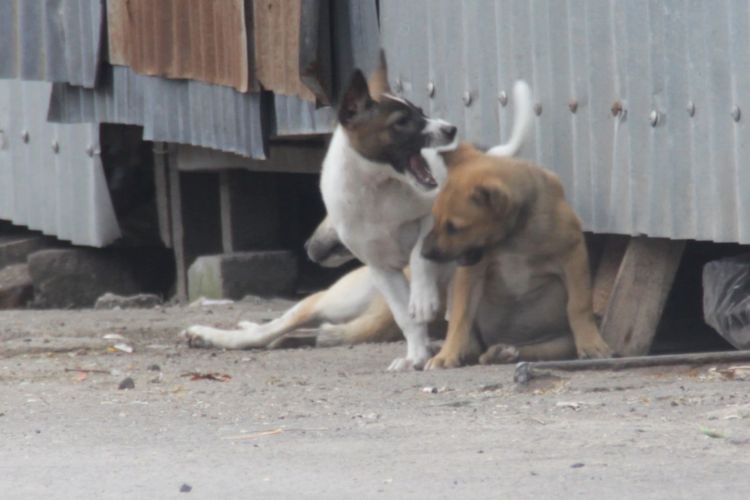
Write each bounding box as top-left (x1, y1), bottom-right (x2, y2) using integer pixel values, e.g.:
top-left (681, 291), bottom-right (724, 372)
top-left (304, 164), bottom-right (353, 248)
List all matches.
top-left (487, 80), bottom-right (533, 158)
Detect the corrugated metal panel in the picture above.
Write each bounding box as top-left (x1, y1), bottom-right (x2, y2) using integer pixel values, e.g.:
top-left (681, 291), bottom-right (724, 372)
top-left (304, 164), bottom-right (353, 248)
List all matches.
top-left (48, 66), bottom-right (267, 159)
top-left (0, 0), bottom-right (104, 88)
top-left (106, 0), bottom-right (252, 93)
top-left (271, 0), bottom-right (380, 136)
top-left (272, 95), bottom-right (335, 136)
top-left (253, 0), bottom-right (321, 102)
top-left (380, 0), bottom-right (750, 244)
top-left (0, 80), bottom-right (120, 247)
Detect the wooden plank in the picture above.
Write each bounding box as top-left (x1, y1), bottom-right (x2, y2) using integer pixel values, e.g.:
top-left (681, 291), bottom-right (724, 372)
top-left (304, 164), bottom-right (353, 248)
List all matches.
top-left (591, 235), bottom-right (629, 320)
top-left (175, 143), bottom-right (327, 174)
top-left (168, 160), bottom-right (188, 302)
top-left (153, 143), bottom-right (172, 248)
top-left (600, 237), bottom-right (686, 356)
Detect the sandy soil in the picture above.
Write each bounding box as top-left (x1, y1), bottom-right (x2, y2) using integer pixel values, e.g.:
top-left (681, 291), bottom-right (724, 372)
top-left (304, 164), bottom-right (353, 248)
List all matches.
top-left (1, 301), bottom-right (749, 499)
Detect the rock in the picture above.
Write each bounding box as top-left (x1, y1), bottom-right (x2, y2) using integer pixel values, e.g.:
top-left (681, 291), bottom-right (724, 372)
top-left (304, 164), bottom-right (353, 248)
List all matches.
top-left (0, 234), bottom-right (55, 268)
top-left (0, 263), bottom-right (33, 309)
top-left (28, 249), bottom-right (141, 308)
top-left (188, 251), bottom-right (298, 301)
top-left (118, 377), bottom-right (135, 390)
top-left (179, 483), bottom-right (192, 493)
top-left (94, 292), bottom-right (163, 310)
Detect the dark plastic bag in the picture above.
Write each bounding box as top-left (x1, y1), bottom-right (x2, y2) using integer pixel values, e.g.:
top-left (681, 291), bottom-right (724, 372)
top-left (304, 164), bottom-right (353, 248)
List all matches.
top-left (703, 254), bottom-right (750, 349)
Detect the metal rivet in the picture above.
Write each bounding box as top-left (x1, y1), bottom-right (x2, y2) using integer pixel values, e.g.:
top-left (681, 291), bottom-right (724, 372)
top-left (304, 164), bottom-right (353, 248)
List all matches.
top-left (498, 91), bottom-right (508, 106)
top-left (427, 82), bottom-right (435, 97)
top-left (687, 101), bottom-right (695, 117)
top-left (394, 79), bottom-right (403, 93)
top-left (649, 110), bottom-right (659, 126)
top-left (731, 106), bottom-right (741, 122)
top-left (568, 100), bottom-right (578, 113)
top-left (51, 141), bottom-right (59, 154)
top-left (534, 103), bottom-right (543, 116)
top-left (21, 130), bottom-right (29, 143)
top-left (610, 101), bottom-right (623, 117)
top-left (463, 91), bottom-right (473, 106)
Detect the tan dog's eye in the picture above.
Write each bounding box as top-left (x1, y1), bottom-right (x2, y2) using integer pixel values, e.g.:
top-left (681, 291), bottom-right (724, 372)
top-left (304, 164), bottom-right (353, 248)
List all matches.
top-left (445, 221), bottom-right (459, 235)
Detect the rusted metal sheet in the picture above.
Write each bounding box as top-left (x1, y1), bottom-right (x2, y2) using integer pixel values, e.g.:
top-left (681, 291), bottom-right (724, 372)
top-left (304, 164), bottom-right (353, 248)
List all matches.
top-left (253, 0), bottom-right (318, 102)
top-left (106, 0), bottom-right (252, 92)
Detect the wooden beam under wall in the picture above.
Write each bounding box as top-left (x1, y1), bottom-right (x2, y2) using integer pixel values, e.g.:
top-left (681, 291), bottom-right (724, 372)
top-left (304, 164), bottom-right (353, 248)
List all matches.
top-left (600, 237), bottom-right (686, 357)
top-left (591, 235), bottom-right (629, 322)
top-left (219, 171), bottom-right (235, 253)
top-left (167, 153), bottom-right (188, 303)
top-left (153, 142), bottom-right (173, 248)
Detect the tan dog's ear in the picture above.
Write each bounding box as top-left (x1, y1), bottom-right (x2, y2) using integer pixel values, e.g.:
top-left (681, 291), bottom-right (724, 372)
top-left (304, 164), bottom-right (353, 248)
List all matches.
top-left (368, 49), bottom-right (391, 102)
top-left (471, 179), bottom-right (511, 214)
top-left (339, 69), bottom-right (374, 127)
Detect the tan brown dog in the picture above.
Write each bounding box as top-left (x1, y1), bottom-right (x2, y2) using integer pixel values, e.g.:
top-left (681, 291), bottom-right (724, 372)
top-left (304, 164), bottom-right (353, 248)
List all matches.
top-left (421, 143), bottom-right (613, 369)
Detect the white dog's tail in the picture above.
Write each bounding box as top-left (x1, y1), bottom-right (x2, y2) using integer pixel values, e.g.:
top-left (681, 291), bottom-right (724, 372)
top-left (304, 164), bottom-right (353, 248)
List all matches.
top-left (487, 80), bottom-right (533, 158)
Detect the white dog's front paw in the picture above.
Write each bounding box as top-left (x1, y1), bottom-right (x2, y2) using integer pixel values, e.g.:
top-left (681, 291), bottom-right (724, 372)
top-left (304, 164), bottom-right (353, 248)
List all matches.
top-left (180, 326), bottom-right (215, 348)
top-left (388, 357), bottom-right (422, 371)
top-left (408, 286), bottom-right (440, 323)
top-left (387, 345), bottom-right (432, 371)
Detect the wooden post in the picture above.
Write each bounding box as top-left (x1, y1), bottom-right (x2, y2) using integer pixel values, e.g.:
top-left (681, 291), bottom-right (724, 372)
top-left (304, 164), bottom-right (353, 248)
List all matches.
top-left (600, 237), bottom-right (686, 356)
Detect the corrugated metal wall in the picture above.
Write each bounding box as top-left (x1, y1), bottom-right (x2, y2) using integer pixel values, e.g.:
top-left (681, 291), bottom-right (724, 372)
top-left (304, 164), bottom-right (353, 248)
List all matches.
top-left (381, 0), bottom-right (750, 244)
top-left (0, 80), bottom-right (120, 246)
top-left (0, 0), bottom-right (104, 88)
top-left (48, 66), bottom-right (267, 159)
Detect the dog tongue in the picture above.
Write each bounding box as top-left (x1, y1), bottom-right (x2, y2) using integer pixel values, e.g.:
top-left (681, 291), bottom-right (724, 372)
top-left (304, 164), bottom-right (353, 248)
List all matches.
top-left (408, 154), bottom-right (437, 189)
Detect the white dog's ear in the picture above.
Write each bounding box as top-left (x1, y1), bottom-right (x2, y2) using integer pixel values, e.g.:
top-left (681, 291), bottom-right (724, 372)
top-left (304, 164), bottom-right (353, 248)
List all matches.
top-left (368, 49), bottom-right (391, 101)
top-left (339, 70), bottom-right (374, 127)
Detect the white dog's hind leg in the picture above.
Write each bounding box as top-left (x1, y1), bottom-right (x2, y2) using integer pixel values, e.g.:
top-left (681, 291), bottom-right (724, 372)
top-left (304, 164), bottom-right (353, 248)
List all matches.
top-left (181, 267), bottom-right (378, 350)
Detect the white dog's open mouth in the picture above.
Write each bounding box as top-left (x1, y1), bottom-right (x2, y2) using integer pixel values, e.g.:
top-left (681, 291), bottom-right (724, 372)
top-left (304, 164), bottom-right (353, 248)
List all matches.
top-left (406, 153), bottom-right (437, 189)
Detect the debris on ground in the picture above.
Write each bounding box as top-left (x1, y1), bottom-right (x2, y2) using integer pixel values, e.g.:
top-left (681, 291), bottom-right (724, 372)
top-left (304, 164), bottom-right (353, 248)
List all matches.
top-left (222, 428), bottom-right (284, 440)
top-left (556, 401), bottom-right (583, 411)
top-left (189, 297), bottom-right (234, 307)
top-left (0, 263), bottom-right (33, 309)
top-left (181, 372), bottom-right (231, 382)
top-left (111, 343), bottom-right (134, 354)
top-left (118, 377), bottom-right (135, 390)
top-left (700, 427), bottom-right (725, 439)
top-left (179, 483), bottom-right (192, 493)
top-left (95, 292), bottom-right (163, 310)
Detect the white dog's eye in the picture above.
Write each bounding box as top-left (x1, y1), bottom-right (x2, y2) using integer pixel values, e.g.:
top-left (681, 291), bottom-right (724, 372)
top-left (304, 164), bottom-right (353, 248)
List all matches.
top-left (394, 114), bottom-right (410, 127)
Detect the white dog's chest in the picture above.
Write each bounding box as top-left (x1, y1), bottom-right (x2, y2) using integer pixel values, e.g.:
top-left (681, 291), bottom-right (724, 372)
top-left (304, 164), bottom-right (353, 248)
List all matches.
top-left (320, 128), bottom-right (432, 269)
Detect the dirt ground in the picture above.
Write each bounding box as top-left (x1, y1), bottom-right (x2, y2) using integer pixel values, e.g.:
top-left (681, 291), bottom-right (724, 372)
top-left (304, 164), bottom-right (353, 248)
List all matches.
top-left (1, 300), bottom-right (750, 499)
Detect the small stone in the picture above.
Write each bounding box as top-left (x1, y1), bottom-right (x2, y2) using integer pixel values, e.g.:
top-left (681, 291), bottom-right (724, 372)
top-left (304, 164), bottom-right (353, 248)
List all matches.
top-left (95, 292), bottom-right (163, 310)
top-left (118, 377), bottom-right (135, 390)
top-left (147, 364), bottom-right (161, 372)
top-left (570, 463), bottom-right (585, 469)
top-left (180, 483), bottom-right (192, 493)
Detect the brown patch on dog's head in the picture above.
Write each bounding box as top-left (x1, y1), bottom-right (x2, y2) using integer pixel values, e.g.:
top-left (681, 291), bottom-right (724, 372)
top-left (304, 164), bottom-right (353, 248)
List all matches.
top-left (337, 67), bottom-right (458, 190)
top-left (422, 162), bottom-right (520, 266)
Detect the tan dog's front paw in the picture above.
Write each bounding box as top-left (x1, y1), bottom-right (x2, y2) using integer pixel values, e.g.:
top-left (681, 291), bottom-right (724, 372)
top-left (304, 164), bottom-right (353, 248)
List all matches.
top-left (424, 352), bottom-right (464, 370)
top-left (478, 344), bottom-right (520, 365)
top-left (576, 337), bottom-right (613, 359)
